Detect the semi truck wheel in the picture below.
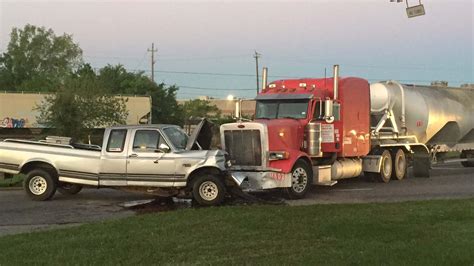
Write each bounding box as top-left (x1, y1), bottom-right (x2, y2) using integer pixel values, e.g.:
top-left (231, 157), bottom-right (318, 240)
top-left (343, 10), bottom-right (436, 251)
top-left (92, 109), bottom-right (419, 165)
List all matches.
top-left (24, 169), bottom-right (57, 201)
top-left (58, 183), bottom-right (83, 195)
top-left (285, 160), bottom-right (312, 199)
top-left (377, 149), bottom-right (392, 183)
top-left (192, 175), bottom-right (226, 206)
top-left (461, 151), bottom-right (474, 167)
top-left (391, 149), bottom-right (407, 180)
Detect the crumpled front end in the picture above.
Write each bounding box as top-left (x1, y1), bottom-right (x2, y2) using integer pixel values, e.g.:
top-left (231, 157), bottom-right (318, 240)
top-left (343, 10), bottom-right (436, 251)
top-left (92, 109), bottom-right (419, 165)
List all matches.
top-left (221, 122), bottom-right (294, 191)
top-left (230, 170), bottom-right (292, 191)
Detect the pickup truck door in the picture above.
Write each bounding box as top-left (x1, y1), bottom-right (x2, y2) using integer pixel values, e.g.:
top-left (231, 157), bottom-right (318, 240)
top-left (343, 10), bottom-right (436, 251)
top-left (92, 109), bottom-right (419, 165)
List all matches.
top-left (99, 129), bottom-right (129, 186)
top-left (126, 129), bottom-right (177, 187)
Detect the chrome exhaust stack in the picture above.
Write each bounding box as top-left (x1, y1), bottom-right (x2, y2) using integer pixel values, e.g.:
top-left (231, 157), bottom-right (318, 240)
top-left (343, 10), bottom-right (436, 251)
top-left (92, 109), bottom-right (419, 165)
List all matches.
top-left (262, 67), bottom-right (268, 90)
top-left (333, 64), bottom-right (339, 101)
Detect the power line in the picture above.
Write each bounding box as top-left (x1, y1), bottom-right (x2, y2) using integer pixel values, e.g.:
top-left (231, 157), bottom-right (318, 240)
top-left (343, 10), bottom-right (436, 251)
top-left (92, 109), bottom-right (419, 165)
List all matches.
top-left (89, 64), bottom-right (471, 84)
top-left (165, 84), bottom-right (255, 91)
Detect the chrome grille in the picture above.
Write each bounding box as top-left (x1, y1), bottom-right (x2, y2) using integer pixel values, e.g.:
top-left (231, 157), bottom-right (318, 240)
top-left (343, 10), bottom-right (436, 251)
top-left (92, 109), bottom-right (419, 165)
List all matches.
top-left (224, 130), bottom-right (262, 166)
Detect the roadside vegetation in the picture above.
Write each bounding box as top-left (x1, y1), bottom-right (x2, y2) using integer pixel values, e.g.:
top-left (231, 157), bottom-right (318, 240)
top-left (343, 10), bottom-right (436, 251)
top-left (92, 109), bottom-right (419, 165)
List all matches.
top-left (0, 174), bottom-right (24, 187)
top-left (0, 198), bottom-right (472, 265)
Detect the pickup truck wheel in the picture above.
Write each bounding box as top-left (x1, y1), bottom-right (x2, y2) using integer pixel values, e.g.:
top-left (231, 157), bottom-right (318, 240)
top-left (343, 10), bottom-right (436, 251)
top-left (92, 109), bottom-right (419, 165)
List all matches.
top-left (24, 169), bottom-right (57, 201)
top-left (58, 183), bottom-right (83, 195)
top-left (285, 160), bottom-right (312, 199)
top-left (192, 175), bottom-right (226, 206)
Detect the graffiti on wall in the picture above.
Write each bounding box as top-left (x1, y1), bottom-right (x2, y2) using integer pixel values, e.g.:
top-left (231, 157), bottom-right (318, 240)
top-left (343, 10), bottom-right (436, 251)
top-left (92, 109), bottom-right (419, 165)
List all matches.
top-left (1, 117), bottom-right (29, 128)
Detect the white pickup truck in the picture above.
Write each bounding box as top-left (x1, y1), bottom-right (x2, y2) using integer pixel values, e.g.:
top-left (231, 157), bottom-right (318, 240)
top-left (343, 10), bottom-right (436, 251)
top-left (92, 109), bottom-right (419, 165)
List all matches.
top-left (0, 120), bottom-right (243, 206)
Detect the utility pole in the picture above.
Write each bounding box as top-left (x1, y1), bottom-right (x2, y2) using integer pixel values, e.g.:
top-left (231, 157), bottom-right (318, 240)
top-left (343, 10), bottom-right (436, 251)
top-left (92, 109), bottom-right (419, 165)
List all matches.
top-left (148, 43), bottom-right (158, 82)
top-left (254, 51), bottom-right (261, 94)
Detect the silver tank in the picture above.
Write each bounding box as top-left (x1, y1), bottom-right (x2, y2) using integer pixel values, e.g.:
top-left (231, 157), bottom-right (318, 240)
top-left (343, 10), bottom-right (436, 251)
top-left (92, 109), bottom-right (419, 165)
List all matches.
top-left (370, 81), bottom-right (474, 147)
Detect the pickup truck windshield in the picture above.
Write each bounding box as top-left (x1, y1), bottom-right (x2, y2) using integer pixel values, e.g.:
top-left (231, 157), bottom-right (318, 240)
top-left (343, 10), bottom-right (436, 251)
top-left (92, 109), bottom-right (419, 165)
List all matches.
top-left (163, 127), bottom-right (188, 150)
top-left (256, 100), bottom-right (309, 119)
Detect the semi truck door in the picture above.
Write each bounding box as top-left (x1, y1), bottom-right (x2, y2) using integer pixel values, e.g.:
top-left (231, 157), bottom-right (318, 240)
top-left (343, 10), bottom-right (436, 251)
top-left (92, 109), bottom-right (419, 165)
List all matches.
top-left (126, 129), bottom-right (176, 187)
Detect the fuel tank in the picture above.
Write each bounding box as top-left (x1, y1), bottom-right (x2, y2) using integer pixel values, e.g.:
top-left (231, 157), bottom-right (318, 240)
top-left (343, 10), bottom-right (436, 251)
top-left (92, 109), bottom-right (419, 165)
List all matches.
top-left (370, 81), bottom-right (474, 147)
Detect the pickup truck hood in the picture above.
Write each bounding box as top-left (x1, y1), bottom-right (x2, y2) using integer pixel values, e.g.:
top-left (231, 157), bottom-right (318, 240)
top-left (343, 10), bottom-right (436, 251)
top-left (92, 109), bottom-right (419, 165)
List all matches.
top-left (186, 118), bottom-right (213, 150)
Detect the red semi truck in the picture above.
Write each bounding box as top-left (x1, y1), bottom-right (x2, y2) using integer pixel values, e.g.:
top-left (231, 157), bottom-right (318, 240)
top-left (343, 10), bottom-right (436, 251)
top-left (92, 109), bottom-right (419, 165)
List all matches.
top-left (221, 65), bottom-right (474, 198)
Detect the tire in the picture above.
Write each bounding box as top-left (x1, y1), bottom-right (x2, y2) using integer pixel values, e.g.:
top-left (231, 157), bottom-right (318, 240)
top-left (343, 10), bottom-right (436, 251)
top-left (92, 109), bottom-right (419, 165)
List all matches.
top-left (285, 160), bottom-right (313, 199)
top-left (461, 151), bottom-right (474, 167)
top-left (413, 153), bottom-right (431, 177)
top-left (192, 175), bottom-right (226, 206)
top-left (377, 149), bottom-right (392, 183)
top-left (24, 169), bottom-right (57, 201)
top-left (391, 149), bottom-right (407, 180)
top-left (58, 183), bottom-right (83, 195)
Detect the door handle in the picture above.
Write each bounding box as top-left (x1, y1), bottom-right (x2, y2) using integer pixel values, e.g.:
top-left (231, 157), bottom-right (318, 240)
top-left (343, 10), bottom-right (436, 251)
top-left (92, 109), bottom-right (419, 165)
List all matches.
top-left (153, 160), bottom-right (159, 164)
top-left (129, 154), bottom-right (138, 158)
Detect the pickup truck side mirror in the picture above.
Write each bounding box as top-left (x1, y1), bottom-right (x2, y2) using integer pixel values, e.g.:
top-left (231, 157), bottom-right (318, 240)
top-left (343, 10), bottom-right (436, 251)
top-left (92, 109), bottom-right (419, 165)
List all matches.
top-left (156, 143), bottom-right (171, 153)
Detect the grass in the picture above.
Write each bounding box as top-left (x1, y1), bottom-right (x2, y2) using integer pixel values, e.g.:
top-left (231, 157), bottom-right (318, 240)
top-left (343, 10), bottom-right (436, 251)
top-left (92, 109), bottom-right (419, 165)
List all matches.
top-left (0, 174), bottom-right (24, 187)
top-left (0, 198), bottom-right (473, 265)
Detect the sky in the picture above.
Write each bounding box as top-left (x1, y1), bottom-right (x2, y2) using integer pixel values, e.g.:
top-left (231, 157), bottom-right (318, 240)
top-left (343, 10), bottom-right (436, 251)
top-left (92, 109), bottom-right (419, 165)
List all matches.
top-left (0, 0), bottom-right (472, 99)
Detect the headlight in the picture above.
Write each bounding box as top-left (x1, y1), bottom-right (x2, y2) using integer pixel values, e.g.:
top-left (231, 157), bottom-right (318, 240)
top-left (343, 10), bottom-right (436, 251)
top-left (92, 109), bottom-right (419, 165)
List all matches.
top-left (268, 151), bottom-right (289, 161)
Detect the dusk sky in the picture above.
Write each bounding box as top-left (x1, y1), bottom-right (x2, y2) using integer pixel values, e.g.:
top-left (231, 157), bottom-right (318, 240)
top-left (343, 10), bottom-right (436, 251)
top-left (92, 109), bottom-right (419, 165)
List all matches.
top-left (0, 0), bottom-right (472, 99)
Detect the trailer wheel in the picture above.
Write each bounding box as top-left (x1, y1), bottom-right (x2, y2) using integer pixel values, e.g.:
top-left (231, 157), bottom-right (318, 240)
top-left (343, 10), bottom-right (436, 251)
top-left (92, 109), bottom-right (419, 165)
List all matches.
top-left (192, 175), bottom-right (226, 206)
top-left (391, 149), bottom-right (407, 180)
top-left (24, 169), bottom-right (57, 201)
top-left (285, 160), bottom-right (312, 199)
top-left (377, 149), bottom-right (392, 183)
top-left (58, 183), bottom-right (83, 195)
top-left (461, 151), bottom-right (474, 167)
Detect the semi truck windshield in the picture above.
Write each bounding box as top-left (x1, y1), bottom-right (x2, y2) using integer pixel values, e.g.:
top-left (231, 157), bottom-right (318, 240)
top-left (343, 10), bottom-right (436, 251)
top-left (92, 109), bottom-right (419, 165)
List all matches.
top-left (256, 100), bottom-right (309, 119)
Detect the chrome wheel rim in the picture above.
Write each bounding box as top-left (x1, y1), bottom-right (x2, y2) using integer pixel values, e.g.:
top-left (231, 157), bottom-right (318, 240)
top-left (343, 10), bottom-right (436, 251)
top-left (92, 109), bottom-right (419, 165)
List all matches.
top-left (292, 167), bottom-right (308, 193)
top-left (199, 181), bottom-right (219, 201)
top-left (29, 176), bottom-right (47, 195)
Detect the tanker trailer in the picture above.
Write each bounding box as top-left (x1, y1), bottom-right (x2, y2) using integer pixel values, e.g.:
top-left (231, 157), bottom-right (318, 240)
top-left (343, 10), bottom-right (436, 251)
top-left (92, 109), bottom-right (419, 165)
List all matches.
top-left (367, 80), bottom-right (474, 179)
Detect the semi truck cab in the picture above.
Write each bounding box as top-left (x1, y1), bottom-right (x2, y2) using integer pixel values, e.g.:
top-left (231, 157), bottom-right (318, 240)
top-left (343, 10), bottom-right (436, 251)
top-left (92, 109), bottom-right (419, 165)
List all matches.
top-left (221, 65), bottom-right (474, 199)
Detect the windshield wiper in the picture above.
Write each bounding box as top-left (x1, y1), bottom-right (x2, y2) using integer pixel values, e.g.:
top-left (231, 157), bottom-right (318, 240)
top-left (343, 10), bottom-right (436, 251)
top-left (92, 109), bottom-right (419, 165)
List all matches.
top-left (256, 117), bottom-right (271, 120)
top-left (279, 116), bottom-right (299, 120)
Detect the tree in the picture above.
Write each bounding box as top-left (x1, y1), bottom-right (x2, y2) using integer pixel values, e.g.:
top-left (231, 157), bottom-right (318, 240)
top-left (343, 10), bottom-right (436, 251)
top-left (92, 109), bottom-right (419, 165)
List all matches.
top-left (0, 24), bottom-right (82, 91)
top-left (96, 64), bottom-right (184, 125)
top-left (36, 75), bottom-right (128, 140)
top-left (182, 99), bottom-right (221, 123)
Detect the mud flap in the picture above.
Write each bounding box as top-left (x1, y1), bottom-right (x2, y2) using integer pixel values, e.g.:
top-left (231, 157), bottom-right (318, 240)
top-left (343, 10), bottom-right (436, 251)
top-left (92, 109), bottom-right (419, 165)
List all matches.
top-left (413, 154), bottom-right (430, 177)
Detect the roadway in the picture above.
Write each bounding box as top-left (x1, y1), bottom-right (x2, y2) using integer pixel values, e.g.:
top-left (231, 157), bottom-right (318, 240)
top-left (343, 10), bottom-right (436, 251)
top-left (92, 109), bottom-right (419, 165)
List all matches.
top-left (0, 163), bottom-right (472, 236)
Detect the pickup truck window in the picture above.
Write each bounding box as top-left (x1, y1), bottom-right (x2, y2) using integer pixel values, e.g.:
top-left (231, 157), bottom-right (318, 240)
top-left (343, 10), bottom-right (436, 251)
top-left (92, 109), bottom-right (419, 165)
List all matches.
top-left (133, 130), bottom-right (164, 152)
top-left (107, 129), bottom-right (127, 152)
top-left (163, 127), bottom-right (188, 150)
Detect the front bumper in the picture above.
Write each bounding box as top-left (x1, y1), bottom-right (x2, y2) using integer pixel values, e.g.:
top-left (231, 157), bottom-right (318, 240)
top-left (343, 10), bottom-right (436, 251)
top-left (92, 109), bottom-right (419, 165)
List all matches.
top-left (230, 171), bottom-right (292, 191)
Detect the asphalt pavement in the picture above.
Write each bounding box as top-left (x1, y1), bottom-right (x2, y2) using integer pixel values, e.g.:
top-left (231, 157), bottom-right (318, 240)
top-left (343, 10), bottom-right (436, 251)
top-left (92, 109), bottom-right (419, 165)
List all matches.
top-left (0, 163), bottom-right (472, 236)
